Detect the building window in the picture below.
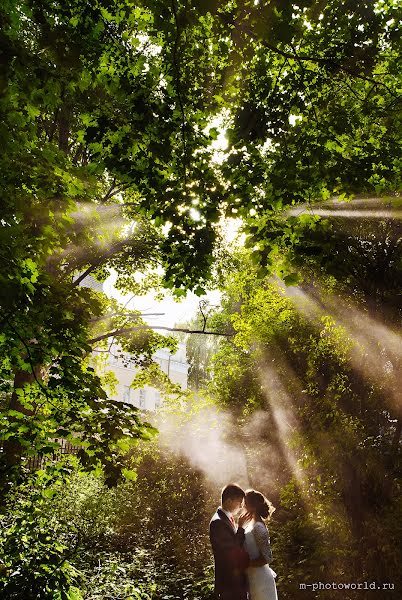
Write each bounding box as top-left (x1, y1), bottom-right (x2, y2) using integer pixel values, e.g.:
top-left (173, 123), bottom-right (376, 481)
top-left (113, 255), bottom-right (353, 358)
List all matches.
top-left (123, 386), bottom-right (131, 403)
top-left (155, 391), bottom-right (161, 410)
top-left (139, 389), bottom-right (146, 408)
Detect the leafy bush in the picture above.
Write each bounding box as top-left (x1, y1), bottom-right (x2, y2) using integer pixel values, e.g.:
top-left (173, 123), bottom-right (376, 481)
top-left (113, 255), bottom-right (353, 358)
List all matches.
top-left (0, 462), bottom-right (81, 599)
top-left (0, 443), bottom-right (216, 599)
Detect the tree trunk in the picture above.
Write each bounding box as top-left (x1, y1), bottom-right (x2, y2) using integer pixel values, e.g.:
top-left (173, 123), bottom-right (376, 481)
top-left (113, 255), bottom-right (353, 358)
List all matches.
top-left (0, 369), bottom-right (37, 497)
top-left (58, 101), bottom-right (71, 153)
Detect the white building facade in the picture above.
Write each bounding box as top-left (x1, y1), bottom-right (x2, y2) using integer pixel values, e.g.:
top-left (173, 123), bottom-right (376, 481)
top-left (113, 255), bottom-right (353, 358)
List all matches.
top-left (99, 342), bottom-right (189, 412)
top-left (78, 275), bottom-right (189, 411)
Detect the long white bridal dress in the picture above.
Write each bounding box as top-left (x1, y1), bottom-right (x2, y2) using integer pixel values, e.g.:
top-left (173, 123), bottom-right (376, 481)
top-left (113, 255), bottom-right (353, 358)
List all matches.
top-left (244, 521), bottom-right (278, 600)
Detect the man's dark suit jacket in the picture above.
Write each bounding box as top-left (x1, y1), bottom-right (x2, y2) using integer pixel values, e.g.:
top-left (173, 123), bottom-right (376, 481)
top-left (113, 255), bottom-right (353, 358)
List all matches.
top-left (209, 508), bottom-right (250, 599)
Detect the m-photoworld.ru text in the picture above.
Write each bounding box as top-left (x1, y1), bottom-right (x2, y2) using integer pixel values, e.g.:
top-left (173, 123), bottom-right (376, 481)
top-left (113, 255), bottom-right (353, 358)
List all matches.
top-left (299, 581), bottom-right (395, 591)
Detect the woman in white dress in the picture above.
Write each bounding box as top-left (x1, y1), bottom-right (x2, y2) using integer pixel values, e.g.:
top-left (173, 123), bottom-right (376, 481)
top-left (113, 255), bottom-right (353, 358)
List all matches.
top-left (243, 489), bottom-right (278, 600)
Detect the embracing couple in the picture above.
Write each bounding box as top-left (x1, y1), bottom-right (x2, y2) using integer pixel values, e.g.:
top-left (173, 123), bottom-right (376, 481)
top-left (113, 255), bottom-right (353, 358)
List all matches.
top-left (209, 483), bottom-right (278, 600)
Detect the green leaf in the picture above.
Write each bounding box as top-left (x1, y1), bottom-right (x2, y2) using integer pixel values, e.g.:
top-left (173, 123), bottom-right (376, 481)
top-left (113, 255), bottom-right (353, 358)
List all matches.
top-left (283, 273), bottom-right (300, 286)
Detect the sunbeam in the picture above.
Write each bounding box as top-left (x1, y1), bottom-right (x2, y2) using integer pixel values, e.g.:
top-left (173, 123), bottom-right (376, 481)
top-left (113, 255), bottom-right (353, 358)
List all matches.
top-left (154, 404), bottom-right (251, 488)
top-left (258, 358), bottom-right (307, 492)
top-left (47, 202), bottom-right (137, 275)
top-left (283, 283), bottom-right (402, 420)
top-left (287, 196), bottom-right (402, 220)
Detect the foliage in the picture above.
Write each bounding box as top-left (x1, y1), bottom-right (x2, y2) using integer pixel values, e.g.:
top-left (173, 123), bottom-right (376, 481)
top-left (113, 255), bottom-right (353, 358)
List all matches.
top-left (0, 0), bottom-right (229, 501)
top-left (0, 0), bottom-right (401, 597)
top-left (0, 460), bottom-right (82, 599)
top-left (198, 249), bottom-right (402, 597)
top-left (219, 0), bottom-right (401, 277)
top-left (1, 441), bottom-right (217, 600)
top-left (1, 0), bottom-right (400, 488)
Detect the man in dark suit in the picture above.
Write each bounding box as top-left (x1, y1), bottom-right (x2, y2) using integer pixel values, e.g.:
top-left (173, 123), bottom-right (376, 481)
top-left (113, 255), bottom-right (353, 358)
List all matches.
top-left (209, 483), bottom-right (252, 600)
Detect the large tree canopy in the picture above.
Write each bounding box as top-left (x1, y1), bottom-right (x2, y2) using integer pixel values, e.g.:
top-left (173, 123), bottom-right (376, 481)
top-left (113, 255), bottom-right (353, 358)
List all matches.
top-left (0, 0), bottom-right (400, 489)
top-left (1, 0), bottom-right (400, 297)
top-left (0, 1), bottom-right (401, 598)
top-left (0, 0), bottom-right (232, 493)
top-left (219, 0), bottom-right (401, 278)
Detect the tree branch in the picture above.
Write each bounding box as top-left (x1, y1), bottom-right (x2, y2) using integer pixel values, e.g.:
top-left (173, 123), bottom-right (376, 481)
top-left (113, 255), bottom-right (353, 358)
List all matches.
top-left (102, 177), bottom-right (117, 202)
top-left (72, 264), bottom-right (104, 288)
top-left (245, 29), bottom-right (400, 98)
top-left (88, 325), bottom-right (232, 344)
top-left (199, 300), bottom-right (208, 332)
top-left (71, 240), bottom-right (126, 287)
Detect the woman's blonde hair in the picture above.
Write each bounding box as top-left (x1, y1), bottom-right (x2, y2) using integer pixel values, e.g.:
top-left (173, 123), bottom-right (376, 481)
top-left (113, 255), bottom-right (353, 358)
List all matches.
top-left (245, 489), bottom-right (276, 521)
